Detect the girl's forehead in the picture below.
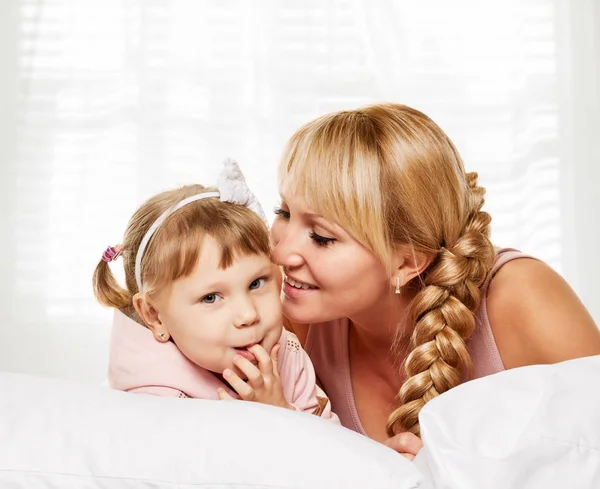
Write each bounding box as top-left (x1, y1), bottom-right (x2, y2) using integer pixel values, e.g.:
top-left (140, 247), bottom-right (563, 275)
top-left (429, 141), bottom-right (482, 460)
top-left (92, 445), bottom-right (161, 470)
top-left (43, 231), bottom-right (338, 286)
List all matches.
top-left (194, 237), bottom-right (268, 271)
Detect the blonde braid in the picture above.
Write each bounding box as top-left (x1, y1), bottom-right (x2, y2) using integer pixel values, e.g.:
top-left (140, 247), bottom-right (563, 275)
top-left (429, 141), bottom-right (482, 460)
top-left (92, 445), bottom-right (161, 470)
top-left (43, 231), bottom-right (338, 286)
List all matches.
top-left (386, 172), bottom-right (496, 437)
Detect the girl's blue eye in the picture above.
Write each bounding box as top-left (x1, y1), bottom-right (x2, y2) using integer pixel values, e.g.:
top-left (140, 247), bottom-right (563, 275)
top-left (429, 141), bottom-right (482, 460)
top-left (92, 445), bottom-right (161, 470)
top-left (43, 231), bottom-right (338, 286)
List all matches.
top-left (309, 231), bottom-right (336, 247)
top-left (249, 278), bottom-right (266, 290)
top-left (201, 294), bottom-right (221, 304)
top-left (273, 206), bottom-right (290, 220)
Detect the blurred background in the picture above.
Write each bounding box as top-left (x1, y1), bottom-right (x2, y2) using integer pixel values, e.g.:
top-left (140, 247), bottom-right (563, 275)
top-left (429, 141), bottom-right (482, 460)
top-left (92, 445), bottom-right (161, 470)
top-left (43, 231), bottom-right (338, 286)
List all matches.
top-left (0, 0), bottom-right (598, 383)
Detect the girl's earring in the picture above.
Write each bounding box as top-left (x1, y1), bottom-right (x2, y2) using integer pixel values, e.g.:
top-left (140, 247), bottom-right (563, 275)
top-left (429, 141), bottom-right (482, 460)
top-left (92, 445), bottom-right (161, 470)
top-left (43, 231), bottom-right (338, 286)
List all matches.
top-left (394, 276), bottom-right (401, 295)
top-left (158, 332), bottom-right (168, 341)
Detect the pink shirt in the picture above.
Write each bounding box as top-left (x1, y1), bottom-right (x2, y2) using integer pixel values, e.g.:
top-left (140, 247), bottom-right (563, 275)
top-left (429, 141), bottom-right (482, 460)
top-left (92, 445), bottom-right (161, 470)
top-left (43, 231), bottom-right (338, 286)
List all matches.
top-left (305, 248), bottom-right (531, 435)
top-left (108, 310), bottom-right (339, 423)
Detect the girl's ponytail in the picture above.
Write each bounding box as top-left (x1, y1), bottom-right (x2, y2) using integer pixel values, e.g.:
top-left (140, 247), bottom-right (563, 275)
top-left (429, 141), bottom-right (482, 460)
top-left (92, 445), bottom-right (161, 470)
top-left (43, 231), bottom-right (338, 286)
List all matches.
top-left (92, 245), bottom-right (132, 309)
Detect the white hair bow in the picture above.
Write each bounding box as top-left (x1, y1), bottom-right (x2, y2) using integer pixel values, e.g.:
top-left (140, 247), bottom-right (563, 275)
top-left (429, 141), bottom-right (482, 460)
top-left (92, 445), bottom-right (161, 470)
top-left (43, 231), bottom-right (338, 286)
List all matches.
top-left (217, 158), bottom-right (266, 222)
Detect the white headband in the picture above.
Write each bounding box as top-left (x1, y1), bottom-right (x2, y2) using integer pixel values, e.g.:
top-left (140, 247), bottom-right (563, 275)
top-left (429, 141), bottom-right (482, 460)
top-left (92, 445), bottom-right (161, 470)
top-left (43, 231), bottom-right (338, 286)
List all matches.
top-left (134, 158), bottom-right (266, 291)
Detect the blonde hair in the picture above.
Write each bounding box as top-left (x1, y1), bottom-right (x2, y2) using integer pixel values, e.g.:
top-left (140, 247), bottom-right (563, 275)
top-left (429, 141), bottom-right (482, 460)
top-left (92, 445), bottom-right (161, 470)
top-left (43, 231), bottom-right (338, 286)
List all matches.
top-left (279, 103), bottom-right (496, 437)
top-left (92, 184), bottom-right (270, 310)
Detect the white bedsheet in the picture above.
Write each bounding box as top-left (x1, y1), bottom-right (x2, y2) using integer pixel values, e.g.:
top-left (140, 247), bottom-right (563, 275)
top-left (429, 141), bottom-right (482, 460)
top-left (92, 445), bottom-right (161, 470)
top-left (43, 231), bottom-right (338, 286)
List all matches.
top-left (0, 354), bottom-right (598, 488)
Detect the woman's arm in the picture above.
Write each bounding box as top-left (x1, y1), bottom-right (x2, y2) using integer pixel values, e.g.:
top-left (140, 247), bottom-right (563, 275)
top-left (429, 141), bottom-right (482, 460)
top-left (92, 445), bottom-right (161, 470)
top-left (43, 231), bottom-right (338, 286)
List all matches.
top-left (487, 258), bottom-right (600, 369)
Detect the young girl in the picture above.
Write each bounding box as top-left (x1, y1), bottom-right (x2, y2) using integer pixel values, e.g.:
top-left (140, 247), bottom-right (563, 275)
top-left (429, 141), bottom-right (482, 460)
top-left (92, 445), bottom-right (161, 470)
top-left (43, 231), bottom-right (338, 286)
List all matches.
top-left (92, 159), bottom-right (338, 422)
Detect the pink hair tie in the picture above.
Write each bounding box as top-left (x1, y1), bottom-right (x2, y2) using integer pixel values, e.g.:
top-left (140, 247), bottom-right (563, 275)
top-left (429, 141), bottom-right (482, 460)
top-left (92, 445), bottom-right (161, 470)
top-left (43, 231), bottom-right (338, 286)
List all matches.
top-left (102, 245), bottom-right (123, 263)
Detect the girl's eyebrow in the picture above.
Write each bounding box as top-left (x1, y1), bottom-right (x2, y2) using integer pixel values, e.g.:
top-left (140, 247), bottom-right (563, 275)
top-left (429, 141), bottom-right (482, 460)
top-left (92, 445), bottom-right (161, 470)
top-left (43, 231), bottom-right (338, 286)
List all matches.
top-left (195, 280), bottom-right (227, 293)
top-left (253, 264), bottom-right (274, 277)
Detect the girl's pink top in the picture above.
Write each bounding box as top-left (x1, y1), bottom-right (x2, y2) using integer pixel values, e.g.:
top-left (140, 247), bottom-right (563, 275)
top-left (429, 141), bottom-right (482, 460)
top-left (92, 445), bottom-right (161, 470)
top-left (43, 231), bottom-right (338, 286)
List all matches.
top-left (108, 310), bottom-right (339, 423)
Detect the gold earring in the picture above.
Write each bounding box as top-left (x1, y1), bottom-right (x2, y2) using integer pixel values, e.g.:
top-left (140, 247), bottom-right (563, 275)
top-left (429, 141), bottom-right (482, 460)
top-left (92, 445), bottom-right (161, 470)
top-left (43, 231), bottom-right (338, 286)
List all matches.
top-left (394, 276), bottom-right (401, 295)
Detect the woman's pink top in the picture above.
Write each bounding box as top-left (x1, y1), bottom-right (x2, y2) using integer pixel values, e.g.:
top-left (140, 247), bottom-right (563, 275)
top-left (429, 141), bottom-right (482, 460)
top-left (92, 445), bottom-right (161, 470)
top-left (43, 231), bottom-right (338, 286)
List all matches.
top-left (304, 248), bottom-right (531, 435)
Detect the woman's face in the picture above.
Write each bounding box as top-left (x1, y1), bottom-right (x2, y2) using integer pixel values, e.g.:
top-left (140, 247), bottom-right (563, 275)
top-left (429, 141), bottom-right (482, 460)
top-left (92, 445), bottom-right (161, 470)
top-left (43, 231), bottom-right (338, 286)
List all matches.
top-left (270, 191), bottom-right (391, 325)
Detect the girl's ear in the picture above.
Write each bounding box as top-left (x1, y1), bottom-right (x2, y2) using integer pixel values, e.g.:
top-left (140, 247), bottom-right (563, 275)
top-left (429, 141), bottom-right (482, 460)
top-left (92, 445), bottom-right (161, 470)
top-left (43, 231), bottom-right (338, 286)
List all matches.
top-left (132, 293), bottom-right (170, 343)
top-left (389, 245), bottom-right (433, 290)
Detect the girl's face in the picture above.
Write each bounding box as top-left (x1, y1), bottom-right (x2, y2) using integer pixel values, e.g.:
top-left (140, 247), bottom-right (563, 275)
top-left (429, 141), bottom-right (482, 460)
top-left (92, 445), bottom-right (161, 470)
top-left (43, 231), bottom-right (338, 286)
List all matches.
top-left (270, 191), bottom-right (391, 325)
top-left (153, 236), bottom-right (283, 375)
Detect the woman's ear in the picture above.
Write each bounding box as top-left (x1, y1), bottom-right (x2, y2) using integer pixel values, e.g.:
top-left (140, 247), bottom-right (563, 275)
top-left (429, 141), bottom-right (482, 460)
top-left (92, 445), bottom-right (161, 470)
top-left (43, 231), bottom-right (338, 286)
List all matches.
top-left (132, 293), bottom-right (171, 343)
top-left (389, 246), bottom-right (433, 289)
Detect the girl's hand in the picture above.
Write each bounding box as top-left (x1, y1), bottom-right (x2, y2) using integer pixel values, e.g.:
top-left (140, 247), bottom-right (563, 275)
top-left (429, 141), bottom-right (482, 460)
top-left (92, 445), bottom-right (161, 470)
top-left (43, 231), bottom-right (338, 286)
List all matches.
top-left (383, 432), bottom-right (424, 461)
top-left (217, 343), bottom-right (291, 410)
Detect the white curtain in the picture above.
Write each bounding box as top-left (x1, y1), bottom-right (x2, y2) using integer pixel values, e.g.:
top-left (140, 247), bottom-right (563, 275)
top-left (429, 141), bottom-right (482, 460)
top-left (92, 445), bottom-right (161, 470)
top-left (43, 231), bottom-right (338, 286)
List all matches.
top-left (0, 0), bottom-right (598, 383)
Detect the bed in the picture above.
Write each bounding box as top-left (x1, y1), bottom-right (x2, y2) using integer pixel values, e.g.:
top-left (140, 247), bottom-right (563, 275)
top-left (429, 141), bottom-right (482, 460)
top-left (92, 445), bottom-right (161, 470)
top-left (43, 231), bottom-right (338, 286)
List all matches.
top-left (1, 355), bottom-right (598, 488)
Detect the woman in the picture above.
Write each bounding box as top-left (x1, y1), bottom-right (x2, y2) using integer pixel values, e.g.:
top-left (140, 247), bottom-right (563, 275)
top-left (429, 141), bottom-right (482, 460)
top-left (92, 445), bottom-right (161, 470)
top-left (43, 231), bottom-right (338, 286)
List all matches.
top-left (270, 103), bottom-right (600, 459)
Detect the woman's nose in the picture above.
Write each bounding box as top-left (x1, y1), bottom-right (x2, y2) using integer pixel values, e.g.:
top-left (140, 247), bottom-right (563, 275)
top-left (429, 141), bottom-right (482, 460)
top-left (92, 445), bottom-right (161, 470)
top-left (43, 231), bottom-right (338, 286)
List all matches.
top-left (270, 225), bottom-right (304, 268)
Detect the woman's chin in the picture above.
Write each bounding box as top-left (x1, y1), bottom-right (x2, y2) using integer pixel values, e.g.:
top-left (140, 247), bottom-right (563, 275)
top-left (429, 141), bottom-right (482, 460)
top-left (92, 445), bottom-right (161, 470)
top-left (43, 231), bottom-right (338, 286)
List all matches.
top-left (282, 300), bottom-right (338, 325)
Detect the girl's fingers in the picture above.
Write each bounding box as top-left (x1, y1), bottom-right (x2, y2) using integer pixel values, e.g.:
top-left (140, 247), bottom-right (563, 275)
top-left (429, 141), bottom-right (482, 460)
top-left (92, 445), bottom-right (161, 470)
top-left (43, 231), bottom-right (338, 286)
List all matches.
top-left (232, 355), bottom-right (264, 389)
top-left (247, 344), bottom-right (273, 376)
top-left (270, 344), bottom-right (281, 378)
top-left (223, 368), bottom-right (255, 401)
top-left (217, 387), bottom-right (236, 400)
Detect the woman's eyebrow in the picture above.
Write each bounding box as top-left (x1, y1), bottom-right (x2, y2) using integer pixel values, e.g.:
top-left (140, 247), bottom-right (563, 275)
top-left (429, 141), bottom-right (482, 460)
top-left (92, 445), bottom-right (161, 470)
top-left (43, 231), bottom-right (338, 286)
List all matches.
top-left (278, 195), bottom-right (328, 221)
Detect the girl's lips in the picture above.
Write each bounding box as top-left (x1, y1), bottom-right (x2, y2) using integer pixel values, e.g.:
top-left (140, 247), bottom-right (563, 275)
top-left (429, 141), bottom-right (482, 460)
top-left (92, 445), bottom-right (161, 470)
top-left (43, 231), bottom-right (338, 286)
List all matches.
top-left (234, 348), bottom-right (256, 362)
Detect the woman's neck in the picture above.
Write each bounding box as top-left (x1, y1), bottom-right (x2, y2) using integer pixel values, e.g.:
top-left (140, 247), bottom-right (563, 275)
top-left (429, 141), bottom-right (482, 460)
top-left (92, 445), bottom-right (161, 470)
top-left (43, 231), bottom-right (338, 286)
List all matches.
top-left (348, 287), bottom-right (418, 360)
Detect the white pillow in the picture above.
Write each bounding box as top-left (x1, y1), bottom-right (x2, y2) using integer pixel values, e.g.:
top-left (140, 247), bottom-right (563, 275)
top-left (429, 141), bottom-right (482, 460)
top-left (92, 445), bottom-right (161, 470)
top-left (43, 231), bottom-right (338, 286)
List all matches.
top-left (414, 354), bottom-right (600, 489)
top-left (0, 372), bottom-right (423, 489)
top-left (2, 356), bottom-right (599, 489)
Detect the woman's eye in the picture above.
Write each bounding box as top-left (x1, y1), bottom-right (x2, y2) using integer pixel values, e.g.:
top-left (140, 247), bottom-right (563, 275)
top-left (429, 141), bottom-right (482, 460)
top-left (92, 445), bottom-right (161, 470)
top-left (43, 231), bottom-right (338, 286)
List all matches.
top-left (201, 294), bottom-right (221, 304)
top-left (273, 206), bottom-right (290, 220)
top-left (309, 231), bottom-right (336, 247)
top-left (249, 277), bottom-right (266, 290)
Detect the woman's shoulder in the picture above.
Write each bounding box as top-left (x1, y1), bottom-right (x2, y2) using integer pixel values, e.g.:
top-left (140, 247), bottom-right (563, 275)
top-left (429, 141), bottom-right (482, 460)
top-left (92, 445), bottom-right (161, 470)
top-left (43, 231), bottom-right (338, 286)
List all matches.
top-left (486, 251), bottom-right (600, 369)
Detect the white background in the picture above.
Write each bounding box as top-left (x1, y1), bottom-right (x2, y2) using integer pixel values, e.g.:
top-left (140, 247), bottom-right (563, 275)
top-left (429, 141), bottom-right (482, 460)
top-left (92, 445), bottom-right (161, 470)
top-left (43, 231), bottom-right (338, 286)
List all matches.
top-left (0, 0), bottom-right (598, 383)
